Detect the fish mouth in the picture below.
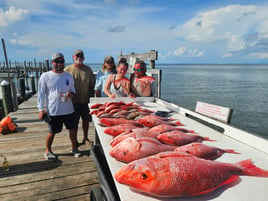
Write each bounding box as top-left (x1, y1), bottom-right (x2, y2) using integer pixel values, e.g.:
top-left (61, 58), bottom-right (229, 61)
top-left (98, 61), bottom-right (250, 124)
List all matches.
top-left (114, 163), bottom-right (135, 184)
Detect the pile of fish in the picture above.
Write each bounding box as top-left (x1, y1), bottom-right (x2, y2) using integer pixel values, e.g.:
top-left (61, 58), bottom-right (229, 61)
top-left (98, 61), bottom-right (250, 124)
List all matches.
top-left (90, 101), bottom-right (268, 198)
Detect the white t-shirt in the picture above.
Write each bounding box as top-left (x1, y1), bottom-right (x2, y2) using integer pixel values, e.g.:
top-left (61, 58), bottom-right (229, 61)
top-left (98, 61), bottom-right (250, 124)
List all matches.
top-left (37, 71), bottom-right (76, 116)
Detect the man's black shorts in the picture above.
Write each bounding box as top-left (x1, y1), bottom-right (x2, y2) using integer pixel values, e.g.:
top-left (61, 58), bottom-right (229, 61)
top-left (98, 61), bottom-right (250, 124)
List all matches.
top-left (48, 113), bottom-right (76, 134)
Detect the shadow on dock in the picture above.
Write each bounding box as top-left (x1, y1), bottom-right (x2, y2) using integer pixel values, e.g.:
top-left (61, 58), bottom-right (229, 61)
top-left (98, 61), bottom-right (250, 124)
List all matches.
top-left (0, 160), bottom-right (62, 178)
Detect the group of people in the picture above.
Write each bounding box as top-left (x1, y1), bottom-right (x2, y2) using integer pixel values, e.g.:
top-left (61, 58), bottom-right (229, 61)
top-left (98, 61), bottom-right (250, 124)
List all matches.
top-left (37, 50), bottom-right (153, 160)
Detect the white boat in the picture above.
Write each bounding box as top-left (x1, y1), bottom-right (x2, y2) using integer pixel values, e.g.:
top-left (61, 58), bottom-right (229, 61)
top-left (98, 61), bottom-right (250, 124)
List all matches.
top-left (89, 96), bottom-right (268, 201)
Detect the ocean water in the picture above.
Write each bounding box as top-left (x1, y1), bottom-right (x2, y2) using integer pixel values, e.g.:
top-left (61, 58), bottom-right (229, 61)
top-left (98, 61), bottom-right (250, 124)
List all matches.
top-left (158, 64), bottom-right (268, 140)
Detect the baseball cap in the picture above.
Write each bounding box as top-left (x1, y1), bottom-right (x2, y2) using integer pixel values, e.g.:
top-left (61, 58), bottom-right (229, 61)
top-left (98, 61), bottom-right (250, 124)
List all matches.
top-left (73, 49), bottom-right (84, 56)
top-left (104, 56), bottom-right (114, 63)
top-left (52, 52), bottom-right (64, 60)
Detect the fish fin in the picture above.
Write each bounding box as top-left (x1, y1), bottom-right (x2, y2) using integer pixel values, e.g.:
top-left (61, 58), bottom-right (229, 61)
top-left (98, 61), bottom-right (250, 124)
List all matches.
top-left (137, 137), bottom-right (162, 145)
top-left (174, 121), bottom-right (184, 126)
top-left (125, 101), bottom-right (137, 106)
top-left (192, 175), bottom-right (239, 196)
top-left (188, 130), bottom-right (197, 134)
top-left (224, 149), bottom-right (240, 154)
top-left (203, 137), bottom-right (216, 142)
top-left (236, 159), bottom-right (268, 177)
top-left (157, 151), bottom-right (192, 158)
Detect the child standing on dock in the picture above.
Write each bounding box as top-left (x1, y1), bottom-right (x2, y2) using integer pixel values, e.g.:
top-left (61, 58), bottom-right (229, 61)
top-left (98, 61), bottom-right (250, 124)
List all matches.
top-left (65, 50), bottom-right (95, 146)
top-left (37, 52), bottom-right (81, 160)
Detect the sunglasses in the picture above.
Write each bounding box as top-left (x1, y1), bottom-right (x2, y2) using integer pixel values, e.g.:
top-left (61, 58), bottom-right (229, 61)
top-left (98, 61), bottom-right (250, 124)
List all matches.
top-left (54, 60), bottom-right (65, 64)
top-left (76, 54), bottom-right (84, 58)
top-left (133, 68), bottom-right (142, 72)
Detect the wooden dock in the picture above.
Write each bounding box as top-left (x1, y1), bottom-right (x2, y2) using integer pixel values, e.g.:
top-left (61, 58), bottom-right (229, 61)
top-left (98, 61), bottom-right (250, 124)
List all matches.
top-left (0, 94), bottom-right (99, 201)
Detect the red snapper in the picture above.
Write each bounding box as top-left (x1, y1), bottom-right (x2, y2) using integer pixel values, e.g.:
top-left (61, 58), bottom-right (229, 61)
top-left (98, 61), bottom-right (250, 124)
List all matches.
top-left (115, 152), bottom-right (268, 197)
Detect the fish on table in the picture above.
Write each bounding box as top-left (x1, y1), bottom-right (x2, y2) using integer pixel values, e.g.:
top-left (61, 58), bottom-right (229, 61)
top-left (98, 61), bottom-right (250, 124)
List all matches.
top-left (157, 130), bottom-right (215, 146)
top-left (110, 137), bottom-right (177, 163)
top-left (149, 123), bottom-right (196, 133)
top-left (174, 142), bottom-right (240, 160)
top-left (138, 115), bottom-right (183, 128)
top-left (110, 128), bottom-right (160, 147)
top-left (99, 118), bottom-right (143, 127)
top-left (114, 151), bottom-right (268, 197)
top-left (103, 124), bottom-right (140, 137)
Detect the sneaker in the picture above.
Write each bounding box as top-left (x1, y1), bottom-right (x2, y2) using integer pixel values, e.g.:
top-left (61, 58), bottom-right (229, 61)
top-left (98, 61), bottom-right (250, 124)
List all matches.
top-left (44, 152), bottom-right (57, 160)
top-left (71, 149), bottom-right (81, 158)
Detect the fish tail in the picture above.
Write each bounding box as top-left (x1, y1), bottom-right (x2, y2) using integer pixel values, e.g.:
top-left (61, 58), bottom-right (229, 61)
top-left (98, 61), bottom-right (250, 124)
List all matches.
top-left (224, 149), bottom-right (240, 154)
top-left (236, 159), bottom-right (268, 177)
top-left (203, 137), bottom-right (216, 142)
top-left (188, 130), bottom-right (197, 134)
top-left (175, 121), bottom-right (184, 126)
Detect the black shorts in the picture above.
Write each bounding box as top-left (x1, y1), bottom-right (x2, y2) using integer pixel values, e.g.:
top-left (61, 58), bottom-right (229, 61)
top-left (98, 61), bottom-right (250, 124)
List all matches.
top-left (73, 103), bottom-right (92, 126)
top-left (48, 113), bottom-right (76, 134)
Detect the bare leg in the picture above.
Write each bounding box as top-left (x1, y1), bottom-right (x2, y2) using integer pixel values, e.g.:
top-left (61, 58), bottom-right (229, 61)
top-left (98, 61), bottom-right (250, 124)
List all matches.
top-left (82, 120), bottom-right (89, 141)
top-left (69, 129), bottom-right (78, 150)
top-left (46, 133), bottom-right (55, 153)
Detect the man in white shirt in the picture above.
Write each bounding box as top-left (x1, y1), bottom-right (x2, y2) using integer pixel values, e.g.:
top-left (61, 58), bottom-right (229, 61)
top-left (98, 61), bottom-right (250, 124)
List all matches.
top-left (37, 52), bottom-right (81, 160)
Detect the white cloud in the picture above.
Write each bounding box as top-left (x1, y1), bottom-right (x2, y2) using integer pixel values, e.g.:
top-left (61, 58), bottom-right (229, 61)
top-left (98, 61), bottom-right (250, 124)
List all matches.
top-left (249, 52), bottom-right (268, 59)
top-left (169, 4), bottom-right (268, 60)
top-left (0, 6), bottom-right (28, 27)
top-left (172, 47), bottom-right (186, 56)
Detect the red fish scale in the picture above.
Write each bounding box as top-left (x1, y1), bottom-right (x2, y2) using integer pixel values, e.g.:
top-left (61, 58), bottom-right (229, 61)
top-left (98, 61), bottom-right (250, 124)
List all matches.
top-left (160, 157), bottom-right (236, 196)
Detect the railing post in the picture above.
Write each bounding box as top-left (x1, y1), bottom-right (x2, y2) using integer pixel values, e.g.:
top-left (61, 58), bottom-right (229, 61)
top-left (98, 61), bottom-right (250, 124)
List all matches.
top-left (19, 78), bottom-right (26, 101)
top-left (30, 74), bottom-right (36, 94)
top-left (45, 58), bottom-right (49, 72)
top-left (11, 81), bottom-right (18, 111)
top-left (1, 80), bottom-right (13, 116)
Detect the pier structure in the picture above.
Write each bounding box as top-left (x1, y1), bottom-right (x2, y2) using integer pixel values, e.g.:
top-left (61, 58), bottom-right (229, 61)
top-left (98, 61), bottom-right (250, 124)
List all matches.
top-left (0, 94), bottom-right (98, 200)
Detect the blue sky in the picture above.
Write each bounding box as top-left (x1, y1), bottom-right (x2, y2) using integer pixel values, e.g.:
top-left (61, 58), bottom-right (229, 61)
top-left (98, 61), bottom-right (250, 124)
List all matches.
top-left (0, 0), bottom-right (268, 64)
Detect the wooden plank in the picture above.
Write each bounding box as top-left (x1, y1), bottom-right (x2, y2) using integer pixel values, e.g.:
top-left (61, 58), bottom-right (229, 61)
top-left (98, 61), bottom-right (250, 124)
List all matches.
top-left (0, 94), bottom-right (99, 201)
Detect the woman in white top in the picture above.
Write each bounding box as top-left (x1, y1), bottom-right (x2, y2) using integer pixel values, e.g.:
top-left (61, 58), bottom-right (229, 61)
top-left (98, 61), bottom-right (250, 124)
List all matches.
top-left (104, 59), bottom-right (130, 98)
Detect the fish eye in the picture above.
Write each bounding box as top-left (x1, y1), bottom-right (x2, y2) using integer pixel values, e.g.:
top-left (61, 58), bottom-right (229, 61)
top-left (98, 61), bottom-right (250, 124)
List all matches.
top-left (140, 172), bottom-right (148, 180)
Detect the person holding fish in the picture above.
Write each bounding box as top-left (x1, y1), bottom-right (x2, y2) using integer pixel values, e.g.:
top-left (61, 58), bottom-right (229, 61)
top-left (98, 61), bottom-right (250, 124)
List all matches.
top-left (94, 56), bottom-right (116, 97)
top-left (104, 59), bottom-right (131, 98)
top-left (129, 60), bottom-right (154, 97)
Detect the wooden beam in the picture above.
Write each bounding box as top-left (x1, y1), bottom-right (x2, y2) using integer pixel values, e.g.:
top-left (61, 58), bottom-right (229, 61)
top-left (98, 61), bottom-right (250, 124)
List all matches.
top-left (117, 50), bottom-right (158, 62)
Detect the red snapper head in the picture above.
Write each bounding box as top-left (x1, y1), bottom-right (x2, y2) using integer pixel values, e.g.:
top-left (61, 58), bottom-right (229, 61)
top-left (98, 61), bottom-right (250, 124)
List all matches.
top-left (109, 137), bottom-right (141, 163)
top-left (157, 132), bottom-right (178, 145)
top-left (114, 156), bottom-right (170, 196)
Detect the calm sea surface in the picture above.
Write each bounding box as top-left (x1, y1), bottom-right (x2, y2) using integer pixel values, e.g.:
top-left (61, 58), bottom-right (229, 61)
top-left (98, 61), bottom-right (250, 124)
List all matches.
top-left (91, 63), bottom-right (268, 140)
top-left (159, 64), bottom-right (268, 140)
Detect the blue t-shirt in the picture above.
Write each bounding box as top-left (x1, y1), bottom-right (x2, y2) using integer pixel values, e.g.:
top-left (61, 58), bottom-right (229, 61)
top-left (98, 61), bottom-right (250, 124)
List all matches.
top-left (94, 70), bottom-right (114, 97)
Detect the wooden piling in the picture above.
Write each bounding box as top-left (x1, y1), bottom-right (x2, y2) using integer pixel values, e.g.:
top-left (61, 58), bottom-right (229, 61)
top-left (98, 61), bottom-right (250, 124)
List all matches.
top-left (0, 80), bottom-right (13, 116)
